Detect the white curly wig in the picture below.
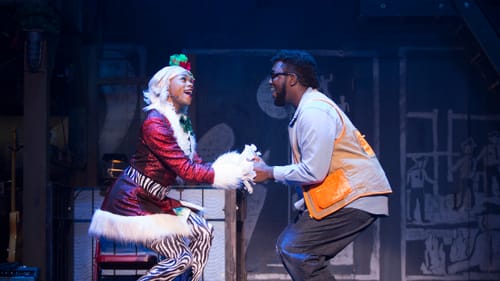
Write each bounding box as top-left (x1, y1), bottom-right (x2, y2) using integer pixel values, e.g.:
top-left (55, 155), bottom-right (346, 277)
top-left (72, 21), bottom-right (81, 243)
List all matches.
top-left (143, 65), bottom-right (194, 113)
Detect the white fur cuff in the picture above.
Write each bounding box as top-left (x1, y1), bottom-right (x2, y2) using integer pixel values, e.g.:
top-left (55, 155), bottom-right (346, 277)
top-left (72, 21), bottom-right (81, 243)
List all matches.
top-left (211, 144), bottom-right (258, 191)
top-left (212, 151), bottom-right (244, 189)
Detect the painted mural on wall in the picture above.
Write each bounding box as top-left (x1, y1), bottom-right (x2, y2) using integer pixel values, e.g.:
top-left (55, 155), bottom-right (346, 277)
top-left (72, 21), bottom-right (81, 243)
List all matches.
top-left (401, 48), bottom-right (500, 281)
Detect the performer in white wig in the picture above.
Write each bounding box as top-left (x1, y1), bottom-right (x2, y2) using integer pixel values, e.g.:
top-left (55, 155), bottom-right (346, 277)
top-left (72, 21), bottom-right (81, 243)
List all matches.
top-left (89, 54), bottom-right (257, 280)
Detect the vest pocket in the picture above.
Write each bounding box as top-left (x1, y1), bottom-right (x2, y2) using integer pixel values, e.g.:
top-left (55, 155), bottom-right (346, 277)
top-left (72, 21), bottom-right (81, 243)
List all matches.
top-left (304, 169), bottom-right (352, 209)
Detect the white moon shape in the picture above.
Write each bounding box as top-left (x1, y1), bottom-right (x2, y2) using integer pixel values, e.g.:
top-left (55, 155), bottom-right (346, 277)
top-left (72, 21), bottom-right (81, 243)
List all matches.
top-left (197, 123), bottom-right (235, 162)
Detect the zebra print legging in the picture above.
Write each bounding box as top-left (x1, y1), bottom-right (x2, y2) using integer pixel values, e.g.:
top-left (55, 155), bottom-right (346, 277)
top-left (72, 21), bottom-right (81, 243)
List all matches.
top-left (138, 211), bottom-right (214, 281)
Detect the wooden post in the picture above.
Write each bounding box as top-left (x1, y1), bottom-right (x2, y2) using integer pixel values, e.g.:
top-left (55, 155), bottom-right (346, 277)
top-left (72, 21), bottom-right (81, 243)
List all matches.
top-left (237, 191), bottom-right (247, 281)
top-left (22, 31), bottom-right (50, 280)
top-left (225, 189), bottom-right (248, 281)
top-left (225, 190), bottom-right (237, 281)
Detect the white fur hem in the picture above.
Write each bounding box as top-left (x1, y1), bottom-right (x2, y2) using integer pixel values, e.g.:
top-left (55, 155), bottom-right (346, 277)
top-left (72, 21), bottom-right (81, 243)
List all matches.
top-left (88, 209), bottom-right (190, 243)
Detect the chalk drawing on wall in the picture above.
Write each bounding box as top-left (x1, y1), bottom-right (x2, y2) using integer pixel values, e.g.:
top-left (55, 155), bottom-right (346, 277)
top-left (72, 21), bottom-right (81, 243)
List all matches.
top-left (319, 73), bottom-right (334, 97)
top-left (402, 108), bottom-right (500, 280)
top-left (338, 95), bottom-right (351, 114)
top-left (474, 130), bottom-right (500, 198)
top-left (407, 154), bottom-right (436, 223)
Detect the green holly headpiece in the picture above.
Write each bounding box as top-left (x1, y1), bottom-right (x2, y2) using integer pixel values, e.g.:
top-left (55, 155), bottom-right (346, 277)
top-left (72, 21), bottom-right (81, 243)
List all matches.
top-left (169, 54), bottom-right (191, 71)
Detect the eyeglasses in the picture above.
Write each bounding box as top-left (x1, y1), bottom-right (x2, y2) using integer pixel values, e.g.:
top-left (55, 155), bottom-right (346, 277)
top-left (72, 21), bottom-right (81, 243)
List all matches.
top-left (270, 72), bottom-right (292, 80)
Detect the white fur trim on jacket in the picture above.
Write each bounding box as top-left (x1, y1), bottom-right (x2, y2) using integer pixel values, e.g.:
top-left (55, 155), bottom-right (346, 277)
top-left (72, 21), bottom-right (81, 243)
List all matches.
top-left (211, 144), bottom-right (258, 190)
top-left (88, 209), bottom-right (191, 243)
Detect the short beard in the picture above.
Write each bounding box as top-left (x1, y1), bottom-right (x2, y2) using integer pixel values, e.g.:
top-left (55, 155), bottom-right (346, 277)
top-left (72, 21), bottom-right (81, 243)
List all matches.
top-left (273, 83), bottom-right (286, 107)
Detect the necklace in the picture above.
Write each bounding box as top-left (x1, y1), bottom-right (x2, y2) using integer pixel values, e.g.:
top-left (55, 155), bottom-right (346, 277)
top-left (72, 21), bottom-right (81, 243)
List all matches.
top-left (179, 115), bottom-right (194, 136)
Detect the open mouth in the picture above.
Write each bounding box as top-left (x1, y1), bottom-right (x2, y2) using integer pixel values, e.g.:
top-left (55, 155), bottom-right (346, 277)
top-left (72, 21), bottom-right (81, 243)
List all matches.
top-left (270, 87), bottom-right (276, 98)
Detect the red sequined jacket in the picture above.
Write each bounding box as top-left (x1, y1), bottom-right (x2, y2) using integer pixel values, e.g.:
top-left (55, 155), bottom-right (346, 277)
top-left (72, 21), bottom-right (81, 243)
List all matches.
top-left (101, 109), bottom-right (214, 216)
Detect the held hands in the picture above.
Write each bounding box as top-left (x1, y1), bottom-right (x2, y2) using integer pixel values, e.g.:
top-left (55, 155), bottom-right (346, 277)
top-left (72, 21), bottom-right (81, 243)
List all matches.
top-left (240, 145), bottom-right (274, 191)
top-left (211, 144), bottom-right (270, 194)
top-left (252, 158), bottom-right (274, 183)
top-left (237, 144), bottom-right (276, 191)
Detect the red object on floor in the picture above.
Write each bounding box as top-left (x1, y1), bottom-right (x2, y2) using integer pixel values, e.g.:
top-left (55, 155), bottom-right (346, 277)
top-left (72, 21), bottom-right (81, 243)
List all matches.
top-left (93, 239), bottom-right (158, 281)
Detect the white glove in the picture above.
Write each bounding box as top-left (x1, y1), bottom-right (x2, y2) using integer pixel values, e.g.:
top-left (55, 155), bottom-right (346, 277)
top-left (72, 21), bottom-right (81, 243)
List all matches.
top-left (239, 144), bottom-right (261, 194)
